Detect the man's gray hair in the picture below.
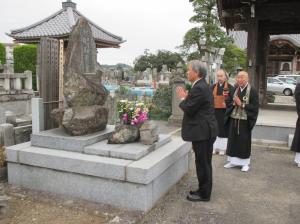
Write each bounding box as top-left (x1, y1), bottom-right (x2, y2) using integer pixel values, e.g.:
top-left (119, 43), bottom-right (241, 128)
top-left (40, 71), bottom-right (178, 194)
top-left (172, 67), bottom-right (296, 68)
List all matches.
top-left (188, 60), bottom-right (207, 78)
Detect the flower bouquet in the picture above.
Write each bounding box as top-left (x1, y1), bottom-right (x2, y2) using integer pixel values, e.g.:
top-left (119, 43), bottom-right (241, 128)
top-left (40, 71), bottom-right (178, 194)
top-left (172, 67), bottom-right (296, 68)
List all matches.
top-left (108, 100), bottom-right (150, 144)
top-left (117, 100), bottom-right (149, 126)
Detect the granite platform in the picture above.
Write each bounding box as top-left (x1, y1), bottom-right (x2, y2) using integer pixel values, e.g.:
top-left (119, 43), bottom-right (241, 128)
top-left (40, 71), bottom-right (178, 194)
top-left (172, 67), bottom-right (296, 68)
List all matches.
top-left (6, 126), bottom-right (192, 212)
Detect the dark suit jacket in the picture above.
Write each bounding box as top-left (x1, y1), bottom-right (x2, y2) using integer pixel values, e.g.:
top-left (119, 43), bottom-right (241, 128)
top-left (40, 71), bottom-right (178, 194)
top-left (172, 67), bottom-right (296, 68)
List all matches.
top-left (179, 78), bottom-right (218, 142)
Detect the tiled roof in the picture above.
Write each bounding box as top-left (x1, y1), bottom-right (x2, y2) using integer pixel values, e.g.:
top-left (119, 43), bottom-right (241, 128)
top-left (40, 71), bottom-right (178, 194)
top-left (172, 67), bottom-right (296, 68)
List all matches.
top-left (230, 31), bottom-right (300, 49)
top-left (7, 1), bottom-right (124, 48)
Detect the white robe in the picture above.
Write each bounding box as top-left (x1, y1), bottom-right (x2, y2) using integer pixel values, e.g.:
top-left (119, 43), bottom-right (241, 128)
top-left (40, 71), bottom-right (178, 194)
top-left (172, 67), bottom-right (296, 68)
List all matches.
top-left (213, 137), bottom-right (228, 152)
top-left (295, 153), bottom-right (300, 165)
top-left (227, 156), bottom-right (250, 166)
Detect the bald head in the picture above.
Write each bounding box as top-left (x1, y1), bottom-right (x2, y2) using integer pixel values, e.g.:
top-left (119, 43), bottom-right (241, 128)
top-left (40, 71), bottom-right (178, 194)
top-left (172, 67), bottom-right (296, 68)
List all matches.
top-left (236, 71), bottom-right (249, 87)
top-left (216, 69), bottom-right (227, 84)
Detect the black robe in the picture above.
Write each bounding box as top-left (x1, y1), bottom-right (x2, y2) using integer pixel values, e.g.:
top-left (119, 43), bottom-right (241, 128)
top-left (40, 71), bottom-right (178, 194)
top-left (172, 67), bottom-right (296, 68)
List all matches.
top-left (211, 82), bottom-right (234, 138)
top-left (224, 85), bottom-right (259, 159)
top-left (291, 83), bottom-right (300, 153)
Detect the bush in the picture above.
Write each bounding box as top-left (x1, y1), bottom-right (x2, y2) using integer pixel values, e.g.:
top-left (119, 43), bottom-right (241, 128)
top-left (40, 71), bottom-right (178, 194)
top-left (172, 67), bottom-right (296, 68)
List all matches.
top-left (0, 43), bottom-right (6, 64)
top-left (149, 86), bottom-right (172, 120)
top-left (13, 44), bottom-right (37, 90)
top-left (266, 92), bottom-right (275, 103)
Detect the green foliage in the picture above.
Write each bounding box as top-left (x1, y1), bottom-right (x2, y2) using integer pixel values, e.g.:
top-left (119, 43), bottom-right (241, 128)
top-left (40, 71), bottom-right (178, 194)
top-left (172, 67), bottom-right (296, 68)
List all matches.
top-left (13, 44), bottom-right (37, 90)
top-left (118, 86), bottom-right (133, 97)
top-left (185, 83), bottom-right (192, 91)
top-left (0, 43), bottom-right (6, 64)
top-left (223, 44), bottom-right (247, 75)
top-left (149, 86), bottom-right (172, 120)
top-left (180, 0), bottom-right (233, 58)
top-left (134, 50), bottom-right (184, 72)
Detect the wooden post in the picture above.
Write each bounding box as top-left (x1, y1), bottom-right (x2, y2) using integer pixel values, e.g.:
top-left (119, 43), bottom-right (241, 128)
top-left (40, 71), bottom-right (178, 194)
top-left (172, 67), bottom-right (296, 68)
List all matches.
top-left (59, 39), bottom-right (64, 108)
top-left (37, 38), bottom-right (60, 130)
top-left (257, 30), bottom-right (270, 106)
top-left (247, 18), bottom-right (259, 90)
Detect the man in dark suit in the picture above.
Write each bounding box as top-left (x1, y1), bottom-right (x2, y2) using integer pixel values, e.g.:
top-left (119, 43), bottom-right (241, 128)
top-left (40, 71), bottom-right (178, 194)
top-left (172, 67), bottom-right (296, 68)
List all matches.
top-left (176, 60), bottom-right (218, 202)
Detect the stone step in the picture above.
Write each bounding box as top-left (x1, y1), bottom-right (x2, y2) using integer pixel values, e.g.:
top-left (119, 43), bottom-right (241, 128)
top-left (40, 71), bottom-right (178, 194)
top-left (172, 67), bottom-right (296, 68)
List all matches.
top-left (84, 134), bottom-right (171, 160)
top-left (7, 137), bottom-right (192, 211)
top-left (288, 134), bottom-right (294, 148)
top-left (126, 138), bottom-right (191, 184)
top-left (6, 137), bottom-right (191, 184)
top-left (252, 143), bottom-right (290, 151)
top-left (31, 125), bottom-right (115, 152)
top-left (252, 139), bottom-right (290, 151)
top-left (6, 143), bottom-right (132, 181)
top-left (252, 138), bottom-right (288, 148)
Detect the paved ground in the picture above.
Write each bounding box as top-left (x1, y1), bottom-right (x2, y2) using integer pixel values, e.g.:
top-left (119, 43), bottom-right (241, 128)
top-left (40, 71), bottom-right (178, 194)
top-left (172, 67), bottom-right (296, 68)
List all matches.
top-left (257, 108), bottom-right (297, 127)
top-left (274, 95), bottom-right (295, 105)
top-left (140, 147), bottom-right (300, 224)
top-left (1, 121), bottom-right (300, 224)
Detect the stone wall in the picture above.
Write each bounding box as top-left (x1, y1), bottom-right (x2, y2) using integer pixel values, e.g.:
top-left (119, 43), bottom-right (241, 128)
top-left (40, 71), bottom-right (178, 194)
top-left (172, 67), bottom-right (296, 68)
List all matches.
top-left (0, 99), bottom-right (31, 116)
top-left (0, 123), bottom-right (32, 147)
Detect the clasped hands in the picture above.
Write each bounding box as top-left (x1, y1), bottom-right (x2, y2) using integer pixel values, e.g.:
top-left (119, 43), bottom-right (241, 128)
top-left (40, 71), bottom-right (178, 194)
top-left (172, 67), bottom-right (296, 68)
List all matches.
top-left (233, 96), bottom-right (242, 107)
top-left (176, 87), bottom-right (188, 100)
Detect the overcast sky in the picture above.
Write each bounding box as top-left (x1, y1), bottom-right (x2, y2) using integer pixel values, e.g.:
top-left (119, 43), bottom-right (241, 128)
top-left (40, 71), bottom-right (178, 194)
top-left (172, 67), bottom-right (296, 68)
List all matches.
top-left (0, 0), bottom-right (194, 65)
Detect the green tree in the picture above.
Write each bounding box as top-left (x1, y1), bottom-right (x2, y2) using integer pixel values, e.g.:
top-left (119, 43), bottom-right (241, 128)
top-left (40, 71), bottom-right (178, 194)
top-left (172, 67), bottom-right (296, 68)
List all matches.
top-left (0, 43), bottom-right (6, 64)
top-left (180, 0), bottom-right (232, 58)
top-left (148, 85), bottom-right (172, 120)
top-left (223, 44), bottom-right (247, 75)
top-left (134, 50), bottom-right (184, 72)
top-left (13, 44), bottom-right (37, 90)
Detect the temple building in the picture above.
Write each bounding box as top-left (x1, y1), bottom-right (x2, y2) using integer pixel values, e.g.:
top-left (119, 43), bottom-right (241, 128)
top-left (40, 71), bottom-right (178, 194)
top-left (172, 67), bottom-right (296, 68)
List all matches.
top-left (217, 0), bottom-right (300, 104)
top-left (231, 31), bottom-right (300, 75)
top-left (7, 0), bottom-right (124, 49)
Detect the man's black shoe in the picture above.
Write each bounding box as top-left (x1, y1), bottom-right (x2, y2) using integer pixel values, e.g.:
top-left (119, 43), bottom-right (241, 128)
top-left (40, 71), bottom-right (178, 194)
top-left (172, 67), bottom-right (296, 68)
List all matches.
top-left (186, 194), bottom-right (210, 202)
top-left (189, 189), bottom-right (200, 195)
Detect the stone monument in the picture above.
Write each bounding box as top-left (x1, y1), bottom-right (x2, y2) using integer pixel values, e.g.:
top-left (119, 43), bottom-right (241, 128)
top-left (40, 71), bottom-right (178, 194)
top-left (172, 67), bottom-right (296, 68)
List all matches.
top-left (168, 63), bottom-right (186, 125)
top-left (52, 18), bottom-right (108, 136)
top-left (6, 19), bottom-right (192, 213)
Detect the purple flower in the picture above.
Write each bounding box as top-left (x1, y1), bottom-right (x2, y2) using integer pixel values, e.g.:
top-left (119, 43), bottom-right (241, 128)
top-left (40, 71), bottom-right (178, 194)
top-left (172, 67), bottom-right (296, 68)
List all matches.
top-left (122, 113), bottom-right (128, 122)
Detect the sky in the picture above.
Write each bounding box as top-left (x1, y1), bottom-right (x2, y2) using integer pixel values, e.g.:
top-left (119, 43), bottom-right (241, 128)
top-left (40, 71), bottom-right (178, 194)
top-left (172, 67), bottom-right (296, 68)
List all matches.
top-left (0, 0), bottom-right (194, 65)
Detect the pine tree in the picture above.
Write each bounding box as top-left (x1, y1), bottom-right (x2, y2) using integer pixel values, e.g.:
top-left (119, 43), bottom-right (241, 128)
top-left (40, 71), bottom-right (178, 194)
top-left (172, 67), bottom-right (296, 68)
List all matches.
top-left (180, 0), bottom-right (232, 55)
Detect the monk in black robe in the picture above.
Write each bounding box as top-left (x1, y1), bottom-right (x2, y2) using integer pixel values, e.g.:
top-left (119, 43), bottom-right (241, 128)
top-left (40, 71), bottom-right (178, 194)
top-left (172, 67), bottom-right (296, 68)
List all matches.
top-left (291, 82), bottom-right (300, 167)
top-left (224, 71), bottom-right (259, 172)
top-left (211, 69), bottom-right (234, 155)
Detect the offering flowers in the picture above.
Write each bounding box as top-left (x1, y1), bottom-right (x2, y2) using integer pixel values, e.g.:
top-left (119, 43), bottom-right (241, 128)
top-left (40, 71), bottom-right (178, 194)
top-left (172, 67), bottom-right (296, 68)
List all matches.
top-left (117, 100), bottom-right (149, 126)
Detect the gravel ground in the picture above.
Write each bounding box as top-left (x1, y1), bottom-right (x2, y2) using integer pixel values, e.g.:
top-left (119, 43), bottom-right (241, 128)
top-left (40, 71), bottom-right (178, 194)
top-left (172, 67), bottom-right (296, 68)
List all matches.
top-left (1, 121), bottom-right (299, 224)
top-left (140, 147), bottom-right (300, 224)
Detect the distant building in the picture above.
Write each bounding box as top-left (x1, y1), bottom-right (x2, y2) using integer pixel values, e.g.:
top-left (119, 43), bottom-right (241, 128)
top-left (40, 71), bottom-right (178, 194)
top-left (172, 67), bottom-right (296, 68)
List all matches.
top-left (231, 31), bottom-right (300, 75)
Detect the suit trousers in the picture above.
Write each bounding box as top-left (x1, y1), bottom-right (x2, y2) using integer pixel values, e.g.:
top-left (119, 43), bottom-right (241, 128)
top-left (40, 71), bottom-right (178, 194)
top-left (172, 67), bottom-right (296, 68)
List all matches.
top-left (192, 137), bottom-right (215, 199)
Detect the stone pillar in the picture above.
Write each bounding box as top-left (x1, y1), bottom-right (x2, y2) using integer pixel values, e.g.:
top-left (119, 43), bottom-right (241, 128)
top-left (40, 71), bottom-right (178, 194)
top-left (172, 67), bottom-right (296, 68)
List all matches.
top-left (105, 93), bottom-right (119, 125)
top-left (14, 77), bottom-right (22, 90)
top-left (24, 70), bottom-right (33, 90)
top-left (36, 64), bottom-right (40, 91)
top-left (168, 78), bottom-right (185, 126)
top-left (0, 123), bottom-right (15, 146)
top-left (32, 98), bottom-right (44, 134)
top-left (4, 78), bottom-right (10, 91)
top-left (0, 108), bottom-right (5, 124)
